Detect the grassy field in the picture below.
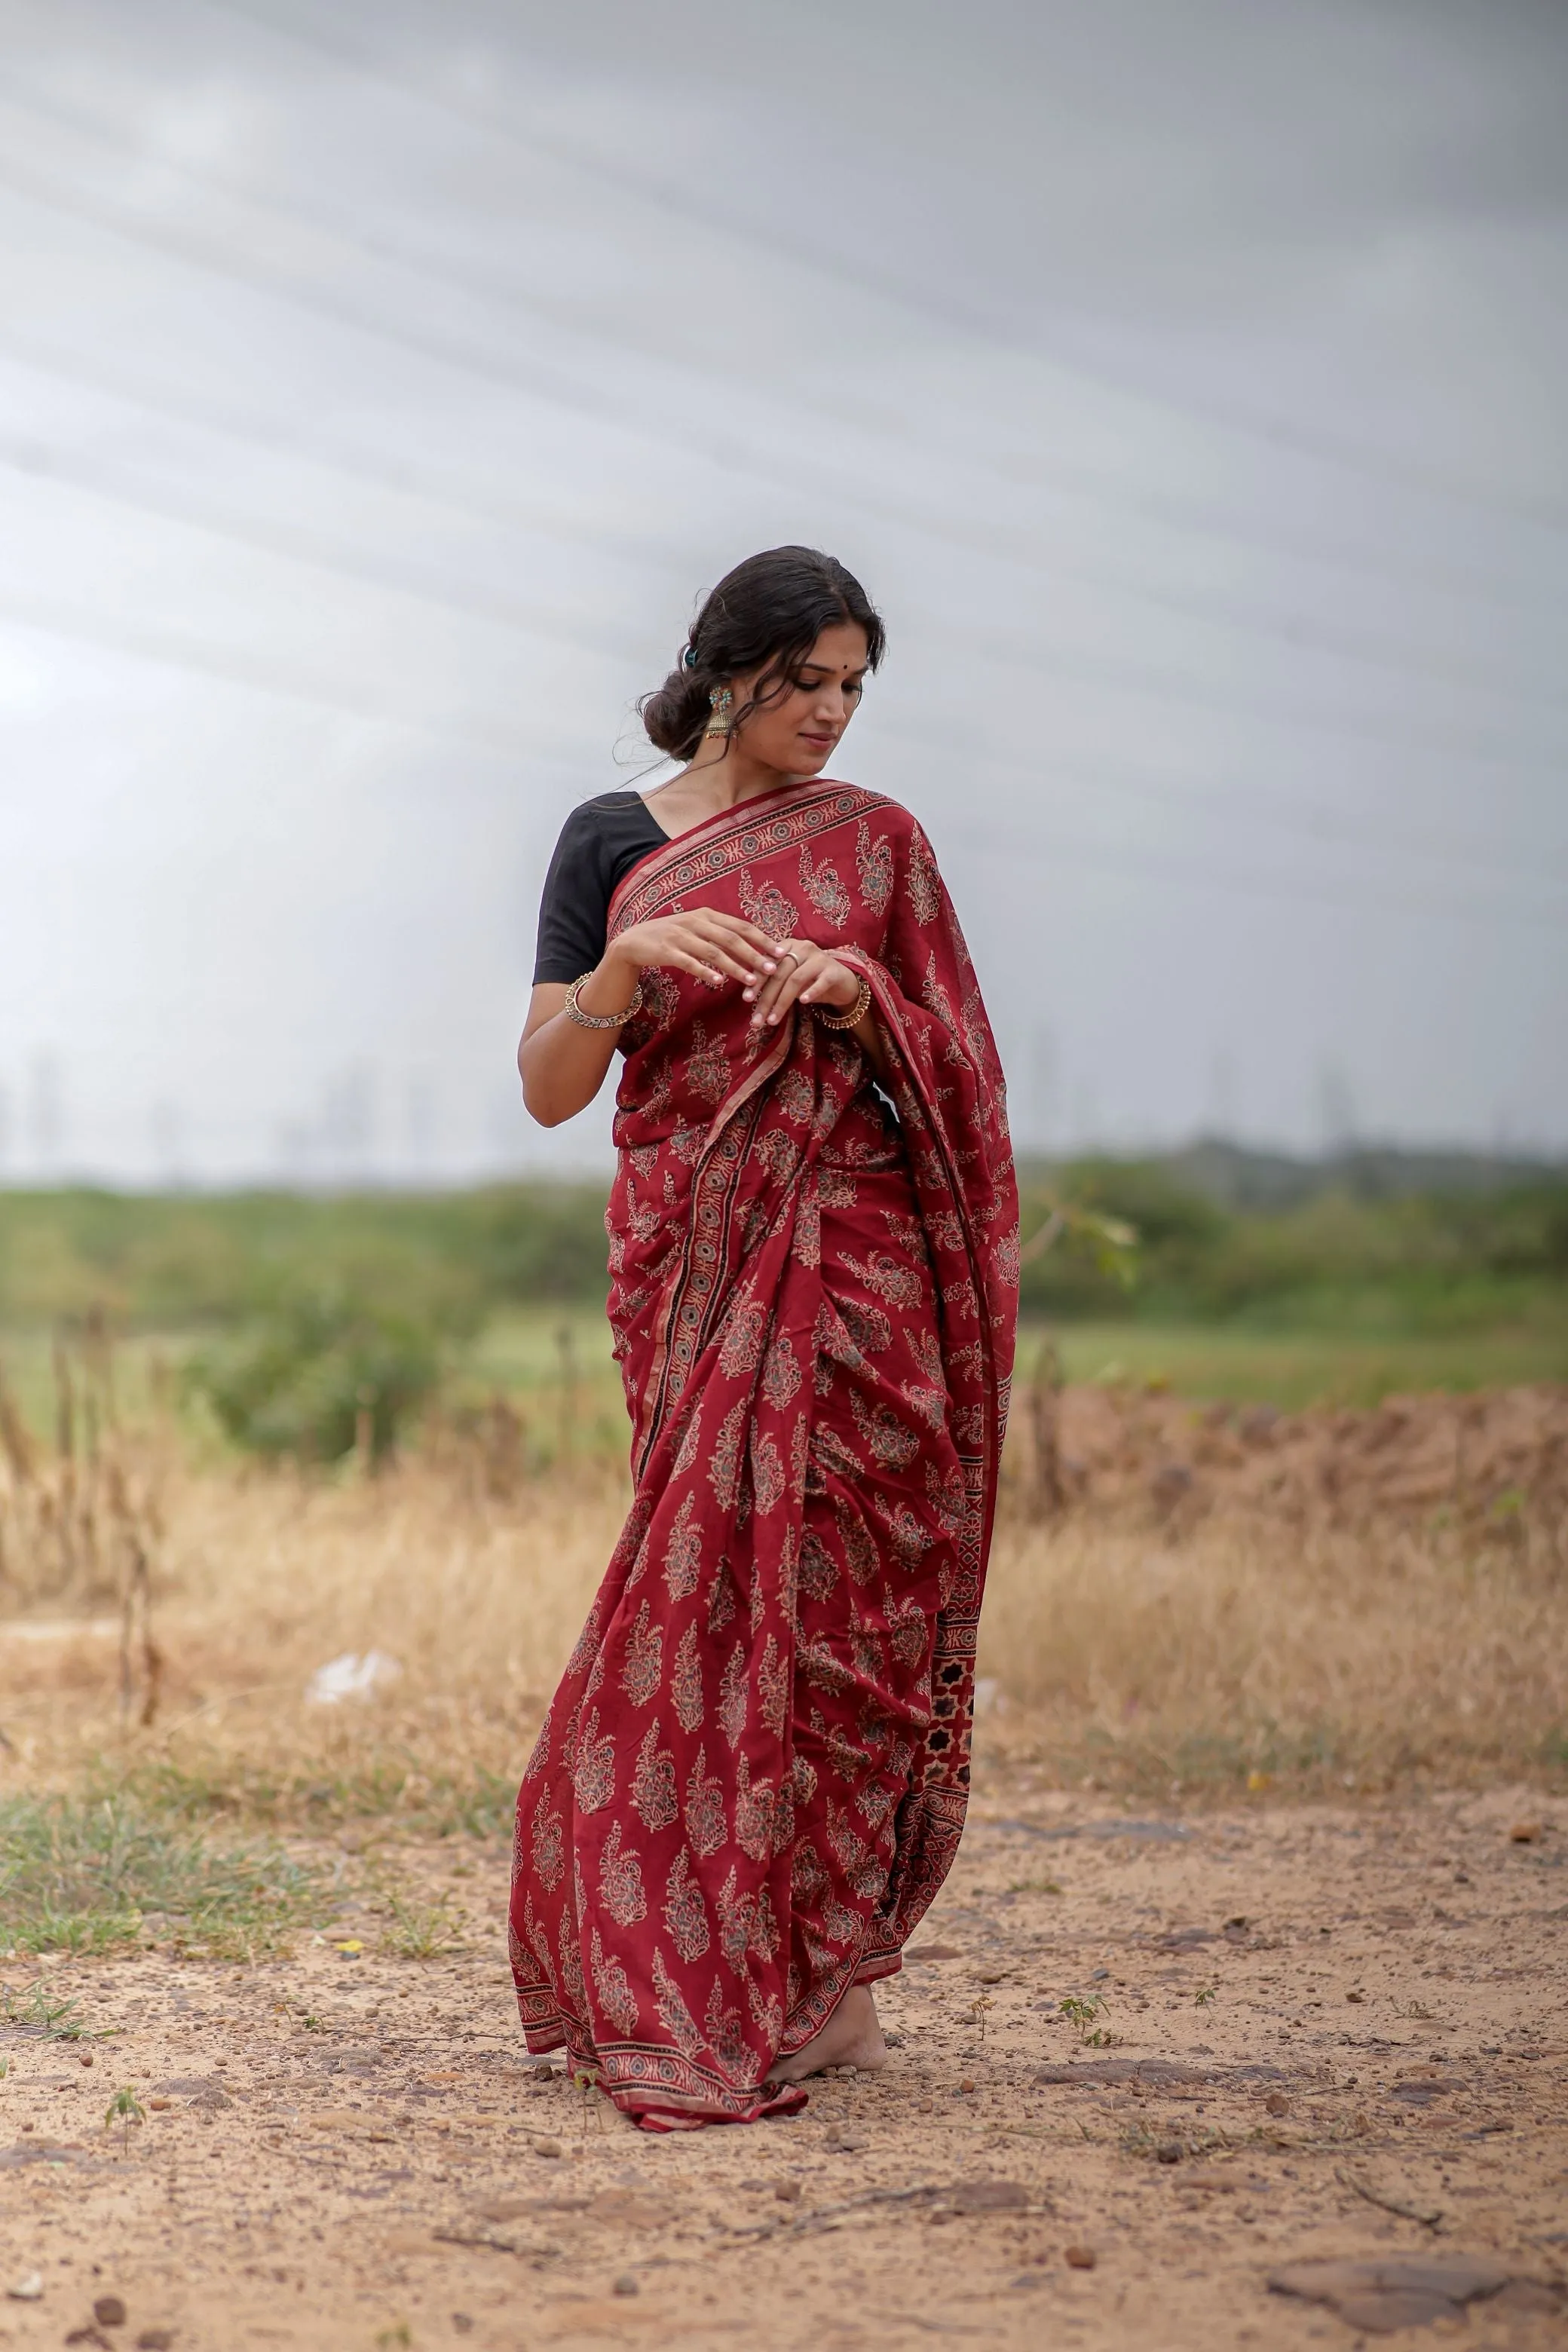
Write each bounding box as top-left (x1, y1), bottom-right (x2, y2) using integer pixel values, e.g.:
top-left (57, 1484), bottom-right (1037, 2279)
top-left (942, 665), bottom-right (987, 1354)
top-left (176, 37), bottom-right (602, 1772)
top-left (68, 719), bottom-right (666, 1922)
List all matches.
top-left (1034, 1315), bottom-right (1568, 1408)
top-left (5, 1304), bottom-right (1564, 1466)
top-left (1, 1432), bottom-right (1562, 1864)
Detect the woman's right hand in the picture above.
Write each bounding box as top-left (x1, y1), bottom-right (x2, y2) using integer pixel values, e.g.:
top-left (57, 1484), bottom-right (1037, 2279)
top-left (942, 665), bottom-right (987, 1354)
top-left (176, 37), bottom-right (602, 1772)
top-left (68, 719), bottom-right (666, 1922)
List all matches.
top-left (602, 908), bottom-right (781, 994)
top-left (522, 910), bottom-right (781, 1128)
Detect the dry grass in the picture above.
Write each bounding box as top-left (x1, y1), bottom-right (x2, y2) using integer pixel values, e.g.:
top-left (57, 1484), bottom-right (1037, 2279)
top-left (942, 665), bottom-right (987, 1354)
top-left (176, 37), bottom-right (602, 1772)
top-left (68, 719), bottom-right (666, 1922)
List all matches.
top-left (979, 1508), bottom-right (1568, 1792)
top-left (1, 1414), bottom-right (1564, 1831)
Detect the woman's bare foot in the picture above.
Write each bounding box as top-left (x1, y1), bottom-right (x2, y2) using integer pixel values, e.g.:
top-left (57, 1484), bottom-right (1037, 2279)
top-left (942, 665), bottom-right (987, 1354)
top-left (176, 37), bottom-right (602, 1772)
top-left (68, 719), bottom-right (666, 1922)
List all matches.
top-left (767, 1985), bottom-right (888, 2084)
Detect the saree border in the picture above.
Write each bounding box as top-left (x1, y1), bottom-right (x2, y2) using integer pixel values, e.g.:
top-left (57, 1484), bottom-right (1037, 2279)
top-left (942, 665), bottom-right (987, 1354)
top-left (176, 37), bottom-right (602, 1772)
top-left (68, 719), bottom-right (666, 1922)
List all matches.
top-left (605, 779), bottom-right (880, 938)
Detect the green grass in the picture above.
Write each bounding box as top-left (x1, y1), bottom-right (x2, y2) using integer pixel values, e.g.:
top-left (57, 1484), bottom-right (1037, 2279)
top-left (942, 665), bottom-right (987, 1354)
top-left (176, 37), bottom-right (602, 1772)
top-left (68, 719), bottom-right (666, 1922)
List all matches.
top-left (116, 1756), bottom-right (518, 1842)
top-left (0, 1792), bottom-right (329, 1959)
top-left (373, 1885), bottom-right (466, 1960)
top-left (1030, 1318), bottom-right (1568, 1409)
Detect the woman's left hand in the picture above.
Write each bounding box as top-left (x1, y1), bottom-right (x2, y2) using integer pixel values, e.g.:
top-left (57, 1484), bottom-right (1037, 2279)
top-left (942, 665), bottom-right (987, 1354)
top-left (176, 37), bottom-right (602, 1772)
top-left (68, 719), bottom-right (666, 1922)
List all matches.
top-left (745, 937), bottom-right (862, 1039)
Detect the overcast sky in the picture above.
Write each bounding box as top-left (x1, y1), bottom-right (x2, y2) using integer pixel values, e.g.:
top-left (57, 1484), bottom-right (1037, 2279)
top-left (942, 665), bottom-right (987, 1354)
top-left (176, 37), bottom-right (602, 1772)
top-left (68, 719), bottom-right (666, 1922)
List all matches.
top-left (2, 0), bottom-right (1565, 1183)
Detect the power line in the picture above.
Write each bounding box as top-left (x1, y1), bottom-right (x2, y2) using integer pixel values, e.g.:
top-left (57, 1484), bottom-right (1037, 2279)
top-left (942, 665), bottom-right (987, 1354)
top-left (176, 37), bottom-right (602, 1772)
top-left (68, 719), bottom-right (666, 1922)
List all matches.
top-left (873, 715), bottom-right (1568, 895)
top-left (943, 816), bottom-right (1568, 933)
top-left (48, 5), bottom-right (1566, 627)
top-left (0, 583), bottom-right (556, 759)
top-left (2, 577), bottom-right (1560, 932)
top-left (0, 321), bottom-right (700, 577)
top-left (2, 335), bottom-right (1560, 801)
top-left (2, 83), bottom-right (1565, 720)
top-left (5, 433), bottom-right (1560, 892)
top-left (208, 0), bottom-right (1568, 544)
top-left (6, 320), bottom-right (1564, 794)
top-left (0, 430), bottom-right (648, 667)
top-left (9, 405), bottom-right (1566, 868)
top-left (4, 374), bottom-right (1566, 877)
top-left (946, 623), bottom-right (1564, 779)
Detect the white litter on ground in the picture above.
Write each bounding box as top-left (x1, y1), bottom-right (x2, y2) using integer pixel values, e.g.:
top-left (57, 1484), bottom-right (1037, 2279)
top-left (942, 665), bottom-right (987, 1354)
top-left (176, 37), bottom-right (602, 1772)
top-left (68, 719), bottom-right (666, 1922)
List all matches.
top-left (305, 1649), bottom-right (403, 1706)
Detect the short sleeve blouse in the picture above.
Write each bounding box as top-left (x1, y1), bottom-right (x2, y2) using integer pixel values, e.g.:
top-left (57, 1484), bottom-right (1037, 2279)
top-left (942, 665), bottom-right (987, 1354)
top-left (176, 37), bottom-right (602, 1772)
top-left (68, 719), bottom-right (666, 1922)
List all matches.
top-left (532, 792), bottom-right (671, 985)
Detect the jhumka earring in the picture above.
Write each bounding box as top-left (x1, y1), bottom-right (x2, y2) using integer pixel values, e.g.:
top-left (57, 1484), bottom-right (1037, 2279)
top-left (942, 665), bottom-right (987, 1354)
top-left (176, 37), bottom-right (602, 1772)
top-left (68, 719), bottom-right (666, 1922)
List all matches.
top-left (703, 686), bottom-right (733, 738)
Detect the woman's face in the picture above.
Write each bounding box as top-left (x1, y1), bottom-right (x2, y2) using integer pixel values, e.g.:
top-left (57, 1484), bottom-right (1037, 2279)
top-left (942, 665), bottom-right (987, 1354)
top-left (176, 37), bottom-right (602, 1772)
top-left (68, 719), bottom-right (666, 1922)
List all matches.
top-left (730, 621), bottom-right (869, 777)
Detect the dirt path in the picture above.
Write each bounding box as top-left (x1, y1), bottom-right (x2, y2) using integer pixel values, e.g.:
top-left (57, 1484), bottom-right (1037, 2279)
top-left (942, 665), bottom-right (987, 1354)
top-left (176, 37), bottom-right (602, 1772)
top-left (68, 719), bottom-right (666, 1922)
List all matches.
top-left (2, 1778), bottom-right (1564, 2350)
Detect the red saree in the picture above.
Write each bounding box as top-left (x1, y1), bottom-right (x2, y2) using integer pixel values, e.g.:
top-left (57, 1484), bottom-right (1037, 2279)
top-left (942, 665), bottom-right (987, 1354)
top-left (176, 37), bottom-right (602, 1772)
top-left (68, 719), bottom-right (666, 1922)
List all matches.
top-left (510, 779), bottom-right (1018, 2128)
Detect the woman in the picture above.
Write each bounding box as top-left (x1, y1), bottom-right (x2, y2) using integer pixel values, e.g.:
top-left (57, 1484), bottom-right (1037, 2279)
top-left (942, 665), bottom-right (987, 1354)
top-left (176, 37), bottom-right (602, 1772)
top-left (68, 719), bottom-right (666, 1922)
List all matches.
top-left (511, 547), bottom-right (1017, 2130)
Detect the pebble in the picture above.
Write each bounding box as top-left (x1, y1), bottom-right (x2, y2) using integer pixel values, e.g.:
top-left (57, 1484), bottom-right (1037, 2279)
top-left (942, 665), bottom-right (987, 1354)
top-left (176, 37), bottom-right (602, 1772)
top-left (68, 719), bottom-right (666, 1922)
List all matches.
top-left (93, 2298), bottom-right (127, 2328)
top-left (136, 2333), bottom-right (173, 2350)
top-left (612, 2274), bottom-right (639, 2298)
top-left (78, 2053), bottom-right (93, 2070)
top-left (773, 2180), bottom-right (801, 2203)
top-left (1064, 2246), bottom-right (1097, 2271)
top-left (958, 2078), bottom-right (975, 2095)
top-left (1265, 2093), bottom-right (1291, 2117)
top-left (1508, 1821), bottom-right (1541, 1844)
top-left (6, 2274), bottom-right (42, 2302)
top-left (1156, 2142), bottom-right (1184, 2164)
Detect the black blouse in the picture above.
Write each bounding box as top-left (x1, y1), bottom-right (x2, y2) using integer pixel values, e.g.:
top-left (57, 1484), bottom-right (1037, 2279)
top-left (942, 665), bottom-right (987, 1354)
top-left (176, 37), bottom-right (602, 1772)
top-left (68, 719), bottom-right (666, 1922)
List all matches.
top-left (532, 792), bottom-right (671, 985)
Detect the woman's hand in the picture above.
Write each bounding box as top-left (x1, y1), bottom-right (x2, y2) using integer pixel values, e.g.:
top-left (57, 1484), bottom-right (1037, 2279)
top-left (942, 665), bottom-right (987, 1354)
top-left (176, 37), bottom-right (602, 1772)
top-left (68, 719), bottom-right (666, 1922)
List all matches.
top-left (742, 936), bottom-right (890, 1080)
top-left (743, 937), bottom-right (859, 1037)
top-left (597, 908), bottom-right (780, 1001)
top-left (519, 909), bottom-right (781, 1129)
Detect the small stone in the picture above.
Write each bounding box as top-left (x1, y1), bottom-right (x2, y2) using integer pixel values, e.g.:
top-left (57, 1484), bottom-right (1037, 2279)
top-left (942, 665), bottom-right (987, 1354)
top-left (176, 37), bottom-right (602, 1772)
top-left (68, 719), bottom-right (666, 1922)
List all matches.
top-left (959, 2078), bottom-right (975, 2094)
top-left (148, 2098), bottom-right (171, 2112)
top-left (93, 2299), bottom-right (127, 2329)
top-left (78, 2053), bottom-right (94, 2069)
top-left (1156, 2142), bottom-right (1183, 2164)
top-left (451, 2321), bottom-right (474, 2339)
top-left (773, 2179), bottom-right (802, 2203)
top-left (612, 2274), bottom-right (639, 2298)
top-left (135, 2333), bottom-right (174, 2350)
top-left (1264, 2093), bottom-right (1290, 2117)
top-left (531, 2138), bottom-right (563, 2159)
top-left (1345, 1989), bottom-right (1366, 2003)
top-left (7, 2273), bottom-right (43, 2301)
top-left (1064, 2245), bottom-right (1097, 2270)
top-left (1508, 1821), bottom-right (1541, 1844)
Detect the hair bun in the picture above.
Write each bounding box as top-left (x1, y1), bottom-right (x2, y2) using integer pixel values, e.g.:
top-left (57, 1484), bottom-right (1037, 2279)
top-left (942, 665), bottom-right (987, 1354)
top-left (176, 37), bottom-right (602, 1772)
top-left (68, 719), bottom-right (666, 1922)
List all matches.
top-left (641, 666), bottom-right (711, 759)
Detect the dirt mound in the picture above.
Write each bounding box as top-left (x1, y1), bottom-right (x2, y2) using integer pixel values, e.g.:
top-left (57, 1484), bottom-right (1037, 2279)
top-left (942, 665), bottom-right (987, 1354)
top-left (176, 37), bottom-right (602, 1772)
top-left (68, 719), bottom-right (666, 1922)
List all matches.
top-left (1024, 1381), bottom-right (1568, 1530)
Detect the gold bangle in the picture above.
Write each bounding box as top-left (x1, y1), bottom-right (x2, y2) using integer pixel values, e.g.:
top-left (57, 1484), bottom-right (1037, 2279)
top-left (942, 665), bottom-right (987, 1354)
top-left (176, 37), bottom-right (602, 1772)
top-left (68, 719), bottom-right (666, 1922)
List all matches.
top-left (813, 975), bottom-right (872, 1031)
top-left (564, 971), bottom-right (644, 1030)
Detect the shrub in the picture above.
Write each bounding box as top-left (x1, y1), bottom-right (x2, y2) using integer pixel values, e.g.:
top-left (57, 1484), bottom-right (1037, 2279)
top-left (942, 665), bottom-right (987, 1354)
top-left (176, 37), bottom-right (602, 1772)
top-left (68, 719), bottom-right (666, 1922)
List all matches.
top-left (188, 1289), bottom-right (440, 1462)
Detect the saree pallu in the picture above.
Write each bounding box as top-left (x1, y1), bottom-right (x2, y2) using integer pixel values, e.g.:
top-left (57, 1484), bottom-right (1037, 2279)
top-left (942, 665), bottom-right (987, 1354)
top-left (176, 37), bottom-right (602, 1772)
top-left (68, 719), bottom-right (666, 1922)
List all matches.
top-left (510, 780), bottom-right (1018, 2128)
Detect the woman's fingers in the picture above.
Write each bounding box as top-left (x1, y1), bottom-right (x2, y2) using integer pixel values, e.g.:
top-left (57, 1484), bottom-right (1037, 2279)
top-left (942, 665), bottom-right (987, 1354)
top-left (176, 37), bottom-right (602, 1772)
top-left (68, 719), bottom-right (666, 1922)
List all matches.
top-left (703, 911), bottom-right (781, 957)
top-left (746, 943), bottom-right (810, 1031)
top-left (675, 927), bottom-right (761, 983)
top-left (666, 948), bottom-right (728, 985)
top-left (691, 911), bottom-right (777, 972)
top-left (756, 946), bottom-right (832, 1030)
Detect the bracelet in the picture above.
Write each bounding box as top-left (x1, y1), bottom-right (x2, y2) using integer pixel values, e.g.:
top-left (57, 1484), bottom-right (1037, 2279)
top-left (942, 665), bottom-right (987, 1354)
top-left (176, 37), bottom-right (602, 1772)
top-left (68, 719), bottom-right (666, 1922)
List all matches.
top-left (564, 970), bottom-right (644, 1030)
top-left (813, 975), bottom-right (872, 1031)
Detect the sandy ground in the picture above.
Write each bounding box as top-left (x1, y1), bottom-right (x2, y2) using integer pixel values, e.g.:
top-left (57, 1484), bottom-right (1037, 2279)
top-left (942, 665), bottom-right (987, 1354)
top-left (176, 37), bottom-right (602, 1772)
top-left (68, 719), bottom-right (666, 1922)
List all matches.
top-left (1, 1772), bottom-right (1564, 2351)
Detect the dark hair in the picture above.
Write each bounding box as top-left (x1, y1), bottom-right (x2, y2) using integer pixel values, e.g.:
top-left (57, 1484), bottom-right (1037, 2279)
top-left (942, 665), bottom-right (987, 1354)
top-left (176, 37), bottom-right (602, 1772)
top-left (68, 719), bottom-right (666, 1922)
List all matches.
top-left (639, 546), bottom-right (885, 761)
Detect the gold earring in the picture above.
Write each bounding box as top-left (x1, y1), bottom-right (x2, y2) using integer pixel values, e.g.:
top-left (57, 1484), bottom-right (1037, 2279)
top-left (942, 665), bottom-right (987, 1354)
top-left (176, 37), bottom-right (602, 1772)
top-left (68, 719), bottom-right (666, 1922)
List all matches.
top-left (703, 686), bottom-right (733, 738)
